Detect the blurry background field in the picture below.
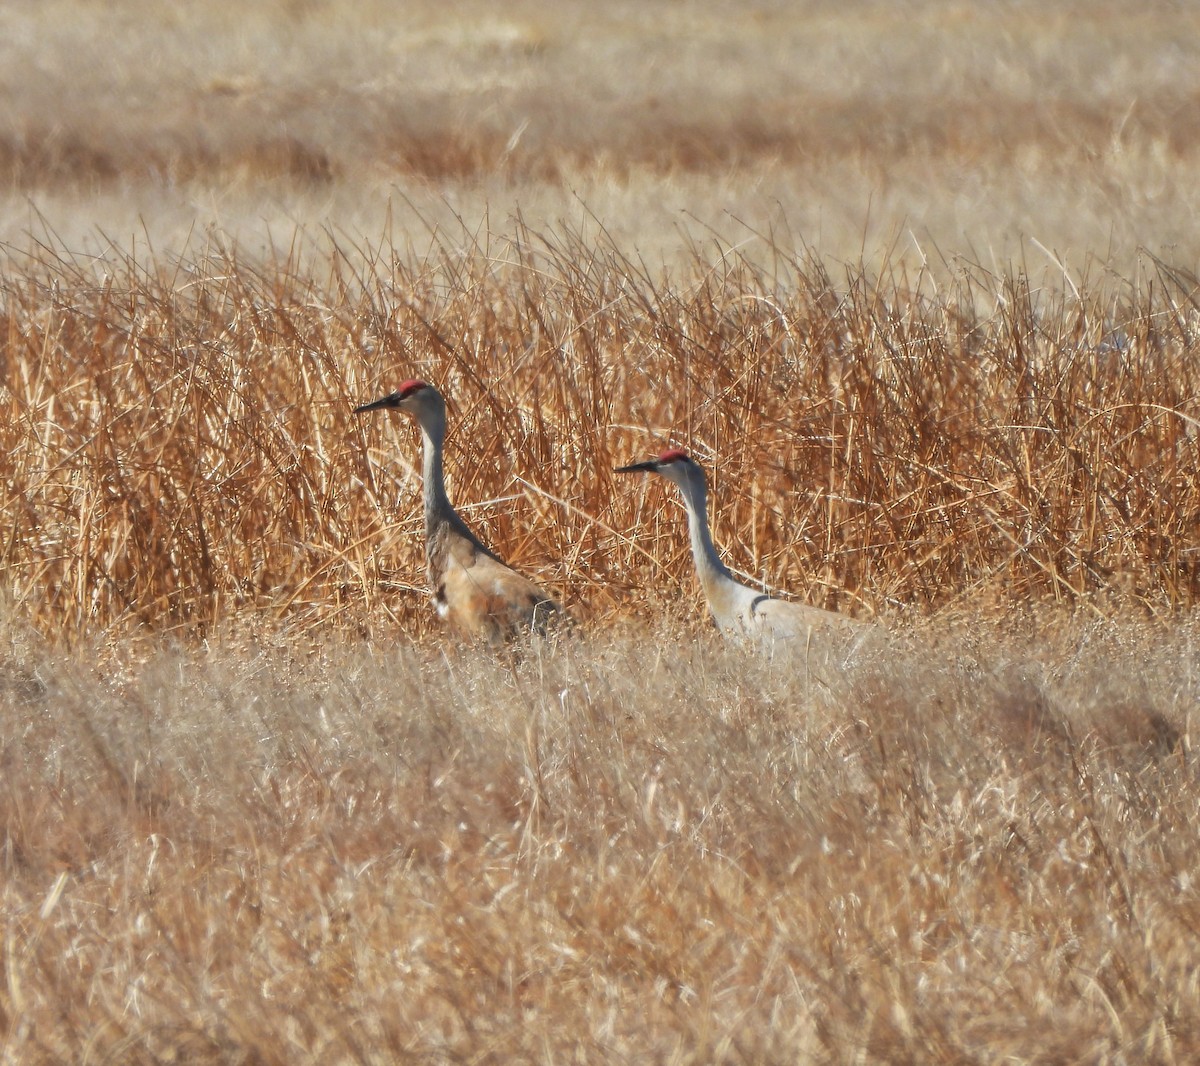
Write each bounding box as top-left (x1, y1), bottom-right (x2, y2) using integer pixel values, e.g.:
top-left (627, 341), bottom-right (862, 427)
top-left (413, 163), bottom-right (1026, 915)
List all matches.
top-left (2, 0), bottom-right (1199, 271)
top-left (3, 1), bottom-right (1200, 1063)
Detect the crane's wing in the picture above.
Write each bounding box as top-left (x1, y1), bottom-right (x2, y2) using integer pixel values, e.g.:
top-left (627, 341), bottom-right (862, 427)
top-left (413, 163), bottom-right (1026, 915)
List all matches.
top-left (746, 595), bottom-right (864, 640)
top-left (439, 551), bottom-right (562, 643)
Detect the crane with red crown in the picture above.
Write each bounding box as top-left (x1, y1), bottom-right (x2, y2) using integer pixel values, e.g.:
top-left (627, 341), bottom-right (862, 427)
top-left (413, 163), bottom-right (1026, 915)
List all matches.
top-left (616, 449), bottom-right (864, 641)
top-left (356, 380), bottom-right (562, 643)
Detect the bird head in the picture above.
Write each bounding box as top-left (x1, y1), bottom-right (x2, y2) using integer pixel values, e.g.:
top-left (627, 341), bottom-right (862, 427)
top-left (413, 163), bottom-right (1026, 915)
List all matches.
top-left (615, 448), bottom-right (701, 490)
top-left (354, 379), bottom-right (444, 424)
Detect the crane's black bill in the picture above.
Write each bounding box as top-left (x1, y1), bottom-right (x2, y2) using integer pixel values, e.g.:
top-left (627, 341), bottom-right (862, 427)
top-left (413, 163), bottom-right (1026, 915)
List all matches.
top-left (354, 392), bottom-right (402, 413)
top-left (615, 460), bottom-right (659, 473)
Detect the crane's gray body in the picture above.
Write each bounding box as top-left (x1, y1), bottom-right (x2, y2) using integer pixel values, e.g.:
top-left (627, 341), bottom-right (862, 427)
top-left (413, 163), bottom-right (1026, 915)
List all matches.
top-left (617, 452), bottom-right (862, 642)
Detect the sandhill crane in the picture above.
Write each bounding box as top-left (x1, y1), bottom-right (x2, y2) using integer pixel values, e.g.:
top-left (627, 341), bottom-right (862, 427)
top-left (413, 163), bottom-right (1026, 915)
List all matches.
top-left (616, 449), bottom-right (863, 641)
top-left (355, 380), bottom-right (561, 643)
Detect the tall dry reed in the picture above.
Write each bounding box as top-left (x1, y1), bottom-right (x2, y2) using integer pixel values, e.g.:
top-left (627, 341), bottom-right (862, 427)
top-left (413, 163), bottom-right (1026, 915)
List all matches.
top-left (0, 226), bottom-right (1197, 640)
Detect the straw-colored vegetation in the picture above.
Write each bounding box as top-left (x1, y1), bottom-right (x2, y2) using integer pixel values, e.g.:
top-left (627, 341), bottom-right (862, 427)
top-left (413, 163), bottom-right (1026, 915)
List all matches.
top-left (2, 1), bottom-right (1200, 1062)
top-left (3, 0), bottom-right (1200, 269)
top-left (2, 615), bottom-right (1197, 1063)
top-left (1, 228), bottom-right (1199, 640)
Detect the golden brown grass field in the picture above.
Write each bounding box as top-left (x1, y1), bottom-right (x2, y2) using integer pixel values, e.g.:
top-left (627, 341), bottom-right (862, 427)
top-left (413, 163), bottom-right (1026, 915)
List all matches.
top-left (3, 1), bottom-right (1200, 1062)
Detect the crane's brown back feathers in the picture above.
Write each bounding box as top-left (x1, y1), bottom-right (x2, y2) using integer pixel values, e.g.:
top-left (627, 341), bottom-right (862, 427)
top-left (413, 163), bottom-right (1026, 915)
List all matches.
top-left (437, 548), bottom-right (561, 643)
top-left (429, 520), bottom-right (561, 643)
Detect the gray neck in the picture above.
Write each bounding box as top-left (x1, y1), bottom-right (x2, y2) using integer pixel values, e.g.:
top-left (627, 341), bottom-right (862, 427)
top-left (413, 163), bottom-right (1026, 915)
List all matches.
top-left (677, 471), bottom-right (736, 597)
top-left (675, 469), bottom-right (762, 630)
top-left (418, 402), bottom-right (489, 577)
top-left (418, 403), bottom-right (458, 555)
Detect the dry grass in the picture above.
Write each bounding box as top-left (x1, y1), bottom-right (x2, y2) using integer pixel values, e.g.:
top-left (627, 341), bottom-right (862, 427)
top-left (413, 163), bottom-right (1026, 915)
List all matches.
top-left (2, 0), bottom-right (1200, 268)
top-left (1, 613), bottom-right (1198, 1063)
top-left (1, 221), bottom-right (1199, 1063)
top-left (0, 227), bottom-right (1198, 640)
top-left (3, 2), bottom-right (1200, 1061)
